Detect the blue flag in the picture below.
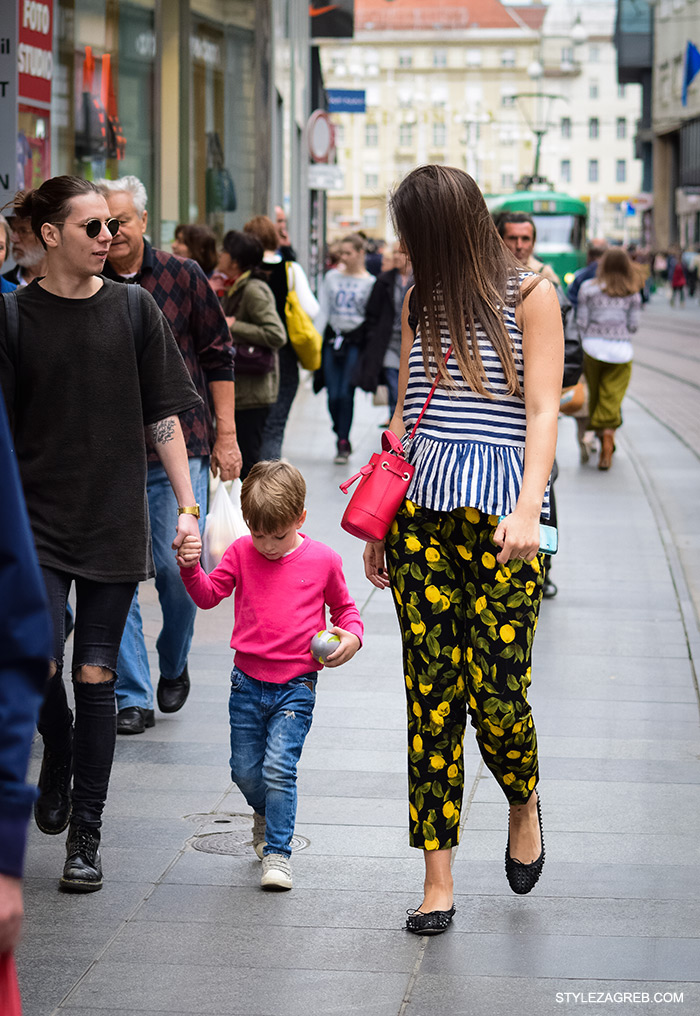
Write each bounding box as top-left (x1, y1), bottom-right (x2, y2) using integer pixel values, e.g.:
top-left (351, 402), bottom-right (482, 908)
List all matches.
top-left (682, 41), bottom-right (700, 106)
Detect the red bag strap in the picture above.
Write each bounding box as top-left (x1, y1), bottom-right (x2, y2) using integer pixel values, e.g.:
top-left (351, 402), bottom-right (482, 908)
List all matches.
top-left (408, 345), bottom-right (452, 440)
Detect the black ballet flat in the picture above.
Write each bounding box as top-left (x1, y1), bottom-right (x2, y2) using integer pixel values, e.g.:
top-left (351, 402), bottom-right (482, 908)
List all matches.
top-left (505, 795), bottom-right (545, 895)
top-left (405, 905), bottom-right (456, 936)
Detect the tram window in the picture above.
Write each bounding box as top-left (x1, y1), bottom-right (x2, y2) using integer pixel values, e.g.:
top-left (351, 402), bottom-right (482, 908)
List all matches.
top-left (531, 214), bottom-right (584, 254)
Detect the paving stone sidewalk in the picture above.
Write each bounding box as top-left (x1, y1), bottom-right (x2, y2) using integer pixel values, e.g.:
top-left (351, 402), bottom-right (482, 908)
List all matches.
top-left (17, 380), bottom-right (700, 1016)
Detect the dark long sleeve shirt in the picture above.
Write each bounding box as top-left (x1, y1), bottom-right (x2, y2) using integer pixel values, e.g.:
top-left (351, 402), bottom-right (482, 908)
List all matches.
top-left (104, 241), bottom-right (236, 461)
top-left (0, 391), bottom-right (51, 879)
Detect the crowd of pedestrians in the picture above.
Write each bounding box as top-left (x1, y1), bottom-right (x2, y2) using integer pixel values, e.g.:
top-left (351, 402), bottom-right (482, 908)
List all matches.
top-left (11, 159), bottom-right (678, 1003)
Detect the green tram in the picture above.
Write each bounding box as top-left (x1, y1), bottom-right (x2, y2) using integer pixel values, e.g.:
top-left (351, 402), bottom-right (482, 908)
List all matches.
top-left (487, 190), bottom-right (588, 286)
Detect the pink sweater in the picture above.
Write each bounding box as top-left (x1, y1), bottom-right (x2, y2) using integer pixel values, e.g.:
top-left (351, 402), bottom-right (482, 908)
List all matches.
top-left (180, 534), bottom-right (363, 684)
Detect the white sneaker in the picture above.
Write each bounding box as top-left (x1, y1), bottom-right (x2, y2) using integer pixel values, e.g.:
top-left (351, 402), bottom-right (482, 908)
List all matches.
top-left (260, 852), bottom-right (292, 891)
top-left (252, 812), bottom-right (266, 860)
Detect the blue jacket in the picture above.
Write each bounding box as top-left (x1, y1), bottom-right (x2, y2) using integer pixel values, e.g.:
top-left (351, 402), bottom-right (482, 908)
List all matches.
top-left (0, 389), bottom-right (51, 878)
top-left (568, 261), bottom-right (598, 309)
top-left (0, 277), bottom-right (17, 294)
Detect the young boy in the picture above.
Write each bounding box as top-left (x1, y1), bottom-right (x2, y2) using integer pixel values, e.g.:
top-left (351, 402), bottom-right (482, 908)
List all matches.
top-left (177, 461), bottom-right (363, 890)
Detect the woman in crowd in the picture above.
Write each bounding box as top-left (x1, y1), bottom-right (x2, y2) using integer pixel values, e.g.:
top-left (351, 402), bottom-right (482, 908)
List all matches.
top-left (219, 230), bottom-right (287, 478)
top-left (315, 233), bottom-right (375, 465)
top-left (172, 223), bottom-right (218, 278)
top-left (363, 165), bottom-right (562, 933)
top-left (0, 176), bottom-right (200, 892)
top-left (578, 247), bottom-right (642, 470)
top-left (243, 215), bottom-right (319, 459)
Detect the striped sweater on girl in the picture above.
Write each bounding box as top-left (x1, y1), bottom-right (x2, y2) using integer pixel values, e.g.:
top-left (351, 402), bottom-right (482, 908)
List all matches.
top-left (402, 273), bottom-right (551, 519)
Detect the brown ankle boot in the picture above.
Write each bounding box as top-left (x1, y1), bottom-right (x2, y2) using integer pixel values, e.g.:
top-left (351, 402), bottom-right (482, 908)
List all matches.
top-left (598, 429), bottom-right (615, 470)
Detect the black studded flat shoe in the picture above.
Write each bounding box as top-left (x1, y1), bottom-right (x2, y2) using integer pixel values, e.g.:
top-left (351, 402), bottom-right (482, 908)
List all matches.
top-left (406, 905), bottom-right (455, 936)
top-left (505, 794), bottom-right (545, 895)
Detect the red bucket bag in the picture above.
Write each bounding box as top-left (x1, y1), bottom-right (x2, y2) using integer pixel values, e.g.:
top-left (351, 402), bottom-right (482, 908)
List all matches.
top-left (339, 347), bottom-right (452, 542)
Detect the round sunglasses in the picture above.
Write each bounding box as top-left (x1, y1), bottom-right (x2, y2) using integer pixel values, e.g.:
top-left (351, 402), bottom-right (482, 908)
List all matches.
top-left (50, 218), bottom-right (120, 239)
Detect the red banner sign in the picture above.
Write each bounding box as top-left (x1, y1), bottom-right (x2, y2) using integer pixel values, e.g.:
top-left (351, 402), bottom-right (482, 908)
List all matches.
top-left (18, 0), bottom-right (54, 105)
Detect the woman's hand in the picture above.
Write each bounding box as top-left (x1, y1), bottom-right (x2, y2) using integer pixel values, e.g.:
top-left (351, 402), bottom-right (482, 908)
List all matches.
top-left (363, 540), bottom-right (390, 589)
top-left (493, 513), bottom-right (539, 565)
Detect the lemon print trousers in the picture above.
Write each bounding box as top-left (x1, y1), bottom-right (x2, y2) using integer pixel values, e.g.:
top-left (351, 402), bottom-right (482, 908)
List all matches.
top-left (385, 501), bottom-right (544, 851)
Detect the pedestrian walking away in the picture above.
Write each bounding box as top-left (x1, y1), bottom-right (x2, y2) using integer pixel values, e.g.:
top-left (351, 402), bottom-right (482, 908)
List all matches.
top-left (578, 248), bottom-right (642, 471)
top-left (355, 242), bottom-right (414, 424)
top-left (0, 176), bottom-right (202, 893)
top-left (243, 215), bottom-right (319, 461)
top-left (363, 166), bottom-right (563, 934)
top-left (219, 230), bottom-right (288, 478)
top-left (314, 234), bottom-right (375, 464)
top-left (98, 176), bottom-right (242, 736)
top-left (178, 460), bottom-right (363, 891)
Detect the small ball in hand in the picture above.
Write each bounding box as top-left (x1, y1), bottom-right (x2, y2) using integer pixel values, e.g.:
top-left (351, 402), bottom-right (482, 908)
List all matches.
top-left (310, 629), bottom-right (341, 663)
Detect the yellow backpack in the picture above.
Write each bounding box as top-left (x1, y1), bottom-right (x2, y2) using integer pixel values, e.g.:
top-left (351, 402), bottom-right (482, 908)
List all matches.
top-left (284, 262), bottom-right (322, 371)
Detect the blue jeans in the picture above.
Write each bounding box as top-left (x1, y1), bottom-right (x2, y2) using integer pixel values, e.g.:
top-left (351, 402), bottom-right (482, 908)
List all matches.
top-left (228, 666), bottom-right (317, 857)
top-left (323, 343), bottom-right (360, 444)
top-left (259, 343), bottom-right (300, 460)
top-left (384, 366), bottom-right (400, 421)
top-left (115, 456), bottom-right (209, 711)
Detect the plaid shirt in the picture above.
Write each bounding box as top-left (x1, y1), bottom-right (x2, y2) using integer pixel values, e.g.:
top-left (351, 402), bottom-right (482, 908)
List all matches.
top-left (104, 240), bottom-right (235, 461)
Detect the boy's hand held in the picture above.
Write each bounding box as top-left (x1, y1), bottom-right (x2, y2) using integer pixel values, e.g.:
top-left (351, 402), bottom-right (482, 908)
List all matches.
top-left (177, 533), bottom-right (203, 569)
top-left (322, 627), bottom-right (361, 668)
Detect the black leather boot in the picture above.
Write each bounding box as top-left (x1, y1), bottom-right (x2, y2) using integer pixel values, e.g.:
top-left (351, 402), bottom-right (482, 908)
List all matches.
top-left (59, 824), bottom-right (103, 893)
top-left (34, 738), bottom-right (73, 835)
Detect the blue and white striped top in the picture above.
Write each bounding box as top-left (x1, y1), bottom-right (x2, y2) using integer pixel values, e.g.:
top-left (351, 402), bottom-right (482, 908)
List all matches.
top-left (402, 275), bottom-right (550, 519)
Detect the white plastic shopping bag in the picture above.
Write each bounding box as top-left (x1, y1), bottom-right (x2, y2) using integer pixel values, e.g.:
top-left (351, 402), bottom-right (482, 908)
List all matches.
top-left (228, 478), bottom-right (249, 541)
top-left (202, 480), bottom-right (248, 572)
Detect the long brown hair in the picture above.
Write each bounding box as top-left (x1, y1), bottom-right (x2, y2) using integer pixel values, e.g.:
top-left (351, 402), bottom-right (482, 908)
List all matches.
top-left (596, 247), bottom-right (641, 297)
top-left (390, 165), bottom-right (539, 397)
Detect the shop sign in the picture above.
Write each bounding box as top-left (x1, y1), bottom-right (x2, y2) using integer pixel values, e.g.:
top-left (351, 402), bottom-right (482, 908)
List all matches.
top-left (18, 0), bottom-right (53, 106)
top-left (327, 89), bottom-right (365, 114)
top-left (0, 7), bottom-right (19, 195)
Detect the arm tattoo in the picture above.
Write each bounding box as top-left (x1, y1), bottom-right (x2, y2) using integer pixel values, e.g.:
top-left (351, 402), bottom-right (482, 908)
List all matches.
top-left (149, 418), bottom-right (176, 445)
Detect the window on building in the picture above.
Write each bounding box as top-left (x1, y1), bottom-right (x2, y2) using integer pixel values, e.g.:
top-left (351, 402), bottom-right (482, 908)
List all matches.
top-left (588, 159), bottom-right (599, 183)
top-left (500, 48), bottom-right (516, 68)
top-left (397, 88), bottom-right (412, 108)
top-left (501, 90), bottom-right (516, 108)
top-left (589, 117), bottom-right (599, 139)
top-left (561, 46), bottom-right (574, 65)
top-left (589, 79), bottom-right (599, 100)
top-left (432, 48), bottom-right (447, 68)
top-left (334, 123), bottom-right (345, 146)
top-left (399, 123), bottom-right (414, 147)
top-left (365, 172), bottom-right (379, 190)
top-left (616, 159), bottom-right (627, 183)
top-left (618, 83), bottom-right (626, 98)
top-left (432, 122), bottom-right (447, 147)
top-left (616, 117), bottom-right (627, 139)
top-left (365, 123), bottom-right (378, 147)
top-left (466, 48), bottom-right (482, 67)
top-left (561, 159), bottom-right (571, 183)
top-left (363, 209), bottom-right (379, 228)
top-left (501, 172), bottom-right (515, 190)
top-left (561, 117), bottom-right (572, 138)
top-left (431, 85), bottom-right (448, 107)
top-left (589, 44), bottom-right (600, 63)
top-left (398, 49), bottom-right (412, 68)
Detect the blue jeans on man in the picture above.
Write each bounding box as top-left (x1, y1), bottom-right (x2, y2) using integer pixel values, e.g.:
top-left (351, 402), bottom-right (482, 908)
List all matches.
top-left (228, 667), bottom-right (317, 857)
top-left (116, 456), bottom-right (208, 712)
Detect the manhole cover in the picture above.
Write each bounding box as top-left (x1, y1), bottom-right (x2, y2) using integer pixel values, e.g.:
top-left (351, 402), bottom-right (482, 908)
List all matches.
top-left (191, 831), bottom-right (310, 855)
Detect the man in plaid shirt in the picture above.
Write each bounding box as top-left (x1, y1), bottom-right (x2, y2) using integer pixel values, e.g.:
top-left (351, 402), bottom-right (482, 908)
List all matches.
top-left (99, 176), bottom-right (242, 735)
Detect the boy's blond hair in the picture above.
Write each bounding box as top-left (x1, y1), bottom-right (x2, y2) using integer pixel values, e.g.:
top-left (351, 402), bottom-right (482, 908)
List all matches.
top-left (240, 460), bottom-right (306, 533)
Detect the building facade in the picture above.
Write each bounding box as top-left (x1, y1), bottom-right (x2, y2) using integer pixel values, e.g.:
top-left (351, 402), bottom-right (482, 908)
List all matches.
top-left (3, 0), bottom-right (313, 256)
top-left (652, 0), bottom-right (700, 249)
top-left (317, 0), bottom-right (642, 242)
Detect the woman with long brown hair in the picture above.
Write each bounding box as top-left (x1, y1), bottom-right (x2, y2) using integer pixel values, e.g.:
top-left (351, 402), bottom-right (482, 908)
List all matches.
top-left (363, 166), bottom-right (563, 932)
top-left (577, 247), bottom-right (642, 469)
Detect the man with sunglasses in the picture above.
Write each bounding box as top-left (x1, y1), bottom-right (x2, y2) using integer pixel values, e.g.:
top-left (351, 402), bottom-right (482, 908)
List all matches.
top-left (97, 176), bottom-right (241, 735)
top-left (2, 195), bottom-right (48, 288)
